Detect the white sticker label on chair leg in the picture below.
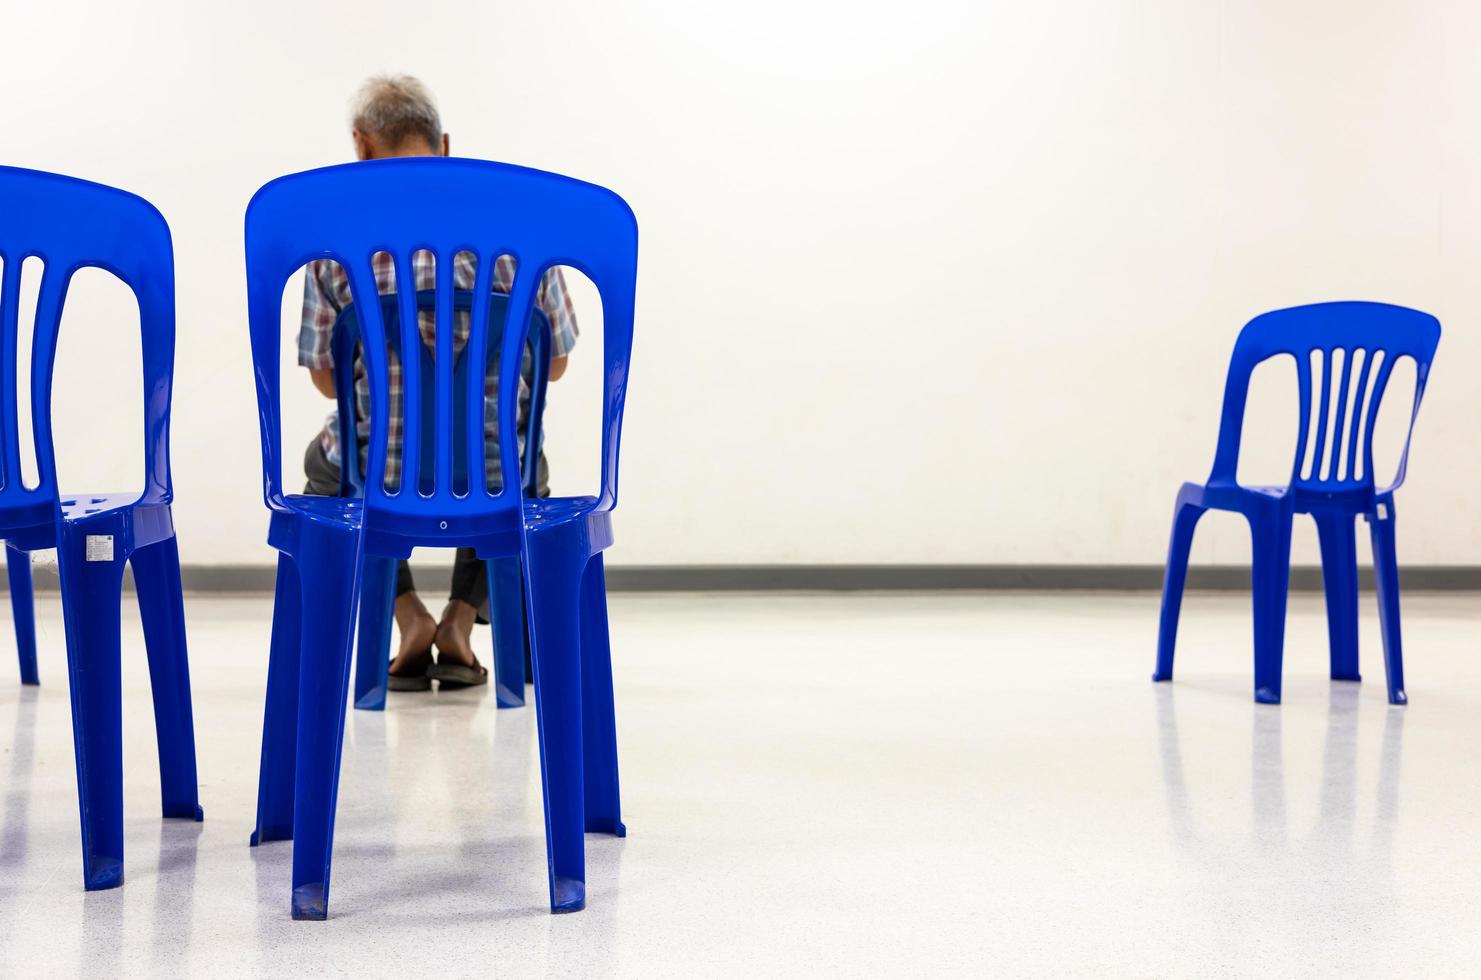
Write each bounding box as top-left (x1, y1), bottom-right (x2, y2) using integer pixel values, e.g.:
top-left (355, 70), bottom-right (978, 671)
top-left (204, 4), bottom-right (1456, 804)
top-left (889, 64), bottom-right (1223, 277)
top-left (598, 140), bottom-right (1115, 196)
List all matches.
top-left (85, 535), bottom-right (114, 562)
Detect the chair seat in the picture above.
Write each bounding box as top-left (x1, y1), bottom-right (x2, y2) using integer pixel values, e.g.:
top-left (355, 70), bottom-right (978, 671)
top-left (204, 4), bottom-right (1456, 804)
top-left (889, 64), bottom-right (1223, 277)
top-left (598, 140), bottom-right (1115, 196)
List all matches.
top-left (59, 491), bottom-right (140, 519)
top-left (55, 494), bottom-right (175, 551)
top-left (1182, 480), bottom-right (1378, 518)
top-left (525, 496), bottom-right (601, 529)
top-left (282, 493), bottom-right (364, 526)
top-left (280, 492), bottom-right (605, 532)
top-left (277, 493), bottom-right (536, 559)
top-left (0, 504), bottom-right (57, 550)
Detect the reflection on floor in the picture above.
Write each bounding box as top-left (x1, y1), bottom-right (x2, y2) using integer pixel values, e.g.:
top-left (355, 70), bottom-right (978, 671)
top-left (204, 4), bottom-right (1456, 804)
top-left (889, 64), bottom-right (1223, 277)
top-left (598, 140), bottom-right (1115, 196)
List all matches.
top-left (0, 591), bottom-right (1479, 978)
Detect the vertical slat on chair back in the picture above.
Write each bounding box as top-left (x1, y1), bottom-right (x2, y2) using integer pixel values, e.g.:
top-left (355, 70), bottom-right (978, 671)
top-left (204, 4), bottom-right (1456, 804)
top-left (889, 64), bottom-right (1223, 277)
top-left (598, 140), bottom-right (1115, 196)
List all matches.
top-left (1209, 301), bottom-right (1440, 493)
top-left (243, 158), bottom-right (638, 529)
top-left (0, 166), bottom-right (176, 522)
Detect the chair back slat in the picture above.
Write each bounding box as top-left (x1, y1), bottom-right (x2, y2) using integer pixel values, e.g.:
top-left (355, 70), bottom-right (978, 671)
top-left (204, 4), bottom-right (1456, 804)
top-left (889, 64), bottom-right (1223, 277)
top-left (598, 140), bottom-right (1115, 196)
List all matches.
top-left (1358, 353), bottom-right (1398, 482)
top-left (1307, 348), bottom-right (1334, 482)
top-left (492, 264), bottom-right (540, 507)
top-left (1341, 348), bottom-right (1378, 482)
top-left (0, 258), bottom-right (22, 489)
top-left (431, 255), bottom-right (455, 495)
top-left (464, 250), bottom-right (497, 499)
top-left (392, 253), bottom-right (422, 495)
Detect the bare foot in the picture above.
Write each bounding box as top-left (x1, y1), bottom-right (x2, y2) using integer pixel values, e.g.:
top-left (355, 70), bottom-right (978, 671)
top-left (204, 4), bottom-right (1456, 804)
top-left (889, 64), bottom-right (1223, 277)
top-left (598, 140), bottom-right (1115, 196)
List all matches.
top-left (391, 591), bottom-right (436, 675)
top-left (433, 599), bottom-right (480, 669)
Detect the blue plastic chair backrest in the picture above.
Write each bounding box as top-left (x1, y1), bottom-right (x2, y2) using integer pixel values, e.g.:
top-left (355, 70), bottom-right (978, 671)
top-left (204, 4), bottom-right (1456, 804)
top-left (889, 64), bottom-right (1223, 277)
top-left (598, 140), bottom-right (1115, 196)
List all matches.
top-left (1209, 301), bottom-right (1440, 493)
top-left (330, 288), bottom-right (552, 498)
top-left (244, 158), bottom-right (638, 537)
top-left (0, 166), bottom-right (176, 528)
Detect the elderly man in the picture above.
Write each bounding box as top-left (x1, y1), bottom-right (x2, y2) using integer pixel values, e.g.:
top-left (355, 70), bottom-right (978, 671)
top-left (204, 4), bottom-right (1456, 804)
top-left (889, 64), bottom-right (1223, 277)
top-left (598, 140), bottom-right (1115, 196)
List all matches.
top-left (298, 74), bottom-right (579, 691)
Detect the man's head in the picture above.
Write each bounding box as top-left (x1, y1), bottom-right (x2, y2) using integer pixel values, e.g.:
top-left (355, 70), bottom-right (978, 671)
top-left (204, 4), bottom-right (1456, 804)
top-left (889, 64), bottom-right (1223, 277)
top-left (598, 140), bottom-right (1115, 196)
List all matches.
top-left (350, 74), bottom-right (449, 160)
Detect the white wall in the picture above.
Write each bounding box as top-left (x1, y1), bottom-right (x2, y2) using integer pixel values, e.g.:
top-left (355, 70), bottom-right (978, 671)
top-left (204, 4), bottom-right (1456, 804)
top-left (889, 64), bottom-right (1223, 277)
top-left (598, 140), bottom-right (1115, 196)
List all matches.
top-left (3, 0), bottom-right (1479, 568)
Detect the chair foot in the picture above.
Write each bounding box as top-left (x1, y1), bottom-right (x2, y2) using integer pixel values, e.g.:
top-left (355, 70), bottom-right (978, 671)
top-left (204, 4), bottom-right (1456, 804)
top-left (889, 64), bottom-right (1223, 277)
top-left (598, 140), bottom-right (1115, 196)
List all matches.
top-left (1254, 687), bottom-right (1281, 705)
top-left (353, 686), bottom-right (386, 711)
top-left (165, 802), bottom-right (205, 821)
top-left (1151, 671), bottom-right (1171, 683)
top-left (249, 824), bottom-right (292, 847)
top-left (494, 679), bottom-right (525, 708)
top-left (1330, 671), bottom-right (1361, 683)
top-left (586, 818), bottom-right (627, 838)
top-left (1389, 689), bottom-right (1408, 706)
top-left (84, 856), bottom-right (124, 891)
top-left (291, 882), bottom-right (329, 920)
top-left (551, 876), bottom-right (586, 913)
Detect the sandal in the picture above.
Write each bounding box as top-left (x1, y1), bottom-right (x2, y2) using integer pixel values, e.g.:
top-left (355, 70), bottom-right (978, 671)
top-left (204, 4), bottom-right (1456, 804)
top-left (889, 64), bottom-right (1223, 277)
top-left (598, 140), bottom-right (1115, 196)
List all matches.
top-left (387, 646), bottom-right (434, 691)
top-left (428, 652), bottom-right (489, 689)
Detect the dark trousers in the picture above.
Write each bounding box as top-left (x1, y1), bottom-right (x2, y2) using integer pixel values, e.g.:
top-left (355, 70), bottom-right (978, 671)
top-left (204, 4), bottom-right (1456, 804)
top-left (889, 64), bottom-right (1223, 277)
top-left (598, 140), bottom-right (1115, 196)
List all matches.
top-left (302, 437), bottom-right (489, 611)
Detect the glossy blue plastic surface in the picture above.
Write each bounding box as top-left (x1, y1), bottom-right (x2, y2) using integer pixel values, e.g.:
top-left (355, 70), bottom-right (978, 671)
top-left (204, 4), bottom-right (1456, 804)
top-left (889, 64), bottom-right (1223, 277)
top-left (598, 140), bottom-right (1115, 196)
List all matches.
top-left (244, 157), bottom-right (636, 920)
top-left (329, 289), bottom-right (551, 711)
top-left (1155, 301), bottom-right (1440, 705)
top-left (0, 166), bottom-right (204, 890)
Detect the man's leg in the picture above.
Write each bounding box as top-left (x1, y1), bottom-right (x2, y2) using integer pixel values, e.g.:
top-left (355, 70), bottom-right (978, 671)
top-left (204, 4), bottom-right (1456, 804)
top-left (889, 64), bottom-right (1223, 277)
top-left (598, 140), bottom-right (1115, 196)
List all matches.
top-left (301, 436), bottom-right (342, 497)
top-left (390, 561), bottom-right (436, 674)
top-left (431, 550), bottom-right (488, 682)
top-left (450, 549), bottom-right (490, 615)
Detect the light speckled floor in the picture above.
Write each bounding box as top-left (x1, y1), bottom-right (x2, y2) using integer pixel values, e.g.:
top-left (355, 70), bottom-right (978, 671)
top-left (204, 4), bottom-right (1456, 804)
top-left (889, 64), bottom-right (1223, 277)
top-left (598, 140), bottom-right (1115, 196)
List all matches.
top-left (1, 590), bottom-right (1480, 978)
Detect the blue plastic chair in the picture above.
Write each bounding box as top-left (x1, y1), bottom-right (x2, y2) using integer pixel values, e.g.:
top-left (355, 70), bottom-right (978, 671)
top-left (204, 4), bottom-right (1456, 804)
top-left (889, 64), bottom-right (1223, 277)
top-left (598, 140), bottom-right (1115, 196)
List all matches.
top-left (244, 157), bottom-right (636, 920)
top-left (330, 289), bottom-right (552, 711)
top-left (1155, 301), bottom-right (1440, 705)
top-left (0, 166), bottom-right (203, 889)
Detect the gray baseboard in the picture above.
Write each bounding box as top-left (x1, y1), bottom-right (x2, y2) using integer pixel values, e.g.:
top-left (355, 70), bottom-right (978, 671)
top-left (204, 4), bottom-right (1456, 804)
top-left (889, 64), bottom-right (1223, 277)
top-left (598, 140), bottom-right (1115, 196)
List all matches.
top-left (600, 564), bottom-right (1481, 592)
top-left (4, 563), bottom-right (1480, 594)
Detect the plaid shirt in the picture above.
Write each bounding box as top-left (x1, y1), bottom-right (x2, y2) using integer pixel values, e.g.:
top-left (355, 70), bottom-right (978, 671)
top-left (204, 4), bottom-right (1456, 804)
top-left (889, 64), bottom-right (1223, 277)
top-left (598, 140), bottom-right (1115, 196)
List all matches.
top-left (298, 252), bottom-right (578, 489)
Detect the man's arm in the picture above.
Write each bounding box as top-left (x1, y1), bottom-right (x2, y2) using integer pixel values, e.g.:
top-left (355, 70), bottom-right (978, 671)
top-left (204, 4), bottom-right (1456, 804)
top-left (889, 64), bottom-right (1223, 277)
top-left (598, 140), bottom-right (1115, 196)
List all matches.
top-left (310, 367), bottom-right (337, 398)
top-left (538, 268), bottom-right (580, 382)
top-left (298, 261), bottom-right (341, 396)
top-left (549, 355), bottom-right (568, 381)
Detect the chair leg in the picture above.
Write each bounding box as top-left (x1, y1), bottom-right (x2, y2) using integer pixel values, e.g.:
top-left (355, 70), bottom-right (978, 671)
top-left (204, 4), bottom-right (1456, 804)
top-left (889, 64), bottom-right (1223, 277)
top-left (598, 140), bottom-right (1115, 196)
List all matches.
top-left (130, 535), bottom-right (204, 821)
top-left (1154, 493), bottom-right (1205, 683)
top-left (56, 523), bottom-right (128, 889)
top-left (487, 556), bottom-right (527, 708)
top-left (6, 544), bottom-right (38, 685)
top-left (252, 554), bottom-right (302, 847)
top-left (1367, 501), bottom-right (1408, 706)
top-left (580, 554), bottom-right (625, 837)
top-left (1248, 507), bottom-right (1294, 705)
top-left (289, 520), bottom-right (363, 920)
top-left (524, 532), bottom-right (590, 913)
top-left (352, 555), bottom-right (397, 711)
top-left (1313, 511), bottom-right (1361, 682)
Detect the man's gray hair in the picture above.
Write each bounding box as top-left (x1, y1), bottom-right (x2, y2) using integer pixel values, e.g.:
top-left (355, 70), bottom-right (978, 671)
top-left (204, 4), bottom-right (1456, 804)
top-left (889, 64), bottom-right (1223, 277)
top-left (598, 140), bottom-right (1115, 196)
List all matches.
top-left (350, 74), bottom-right (443, 150)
